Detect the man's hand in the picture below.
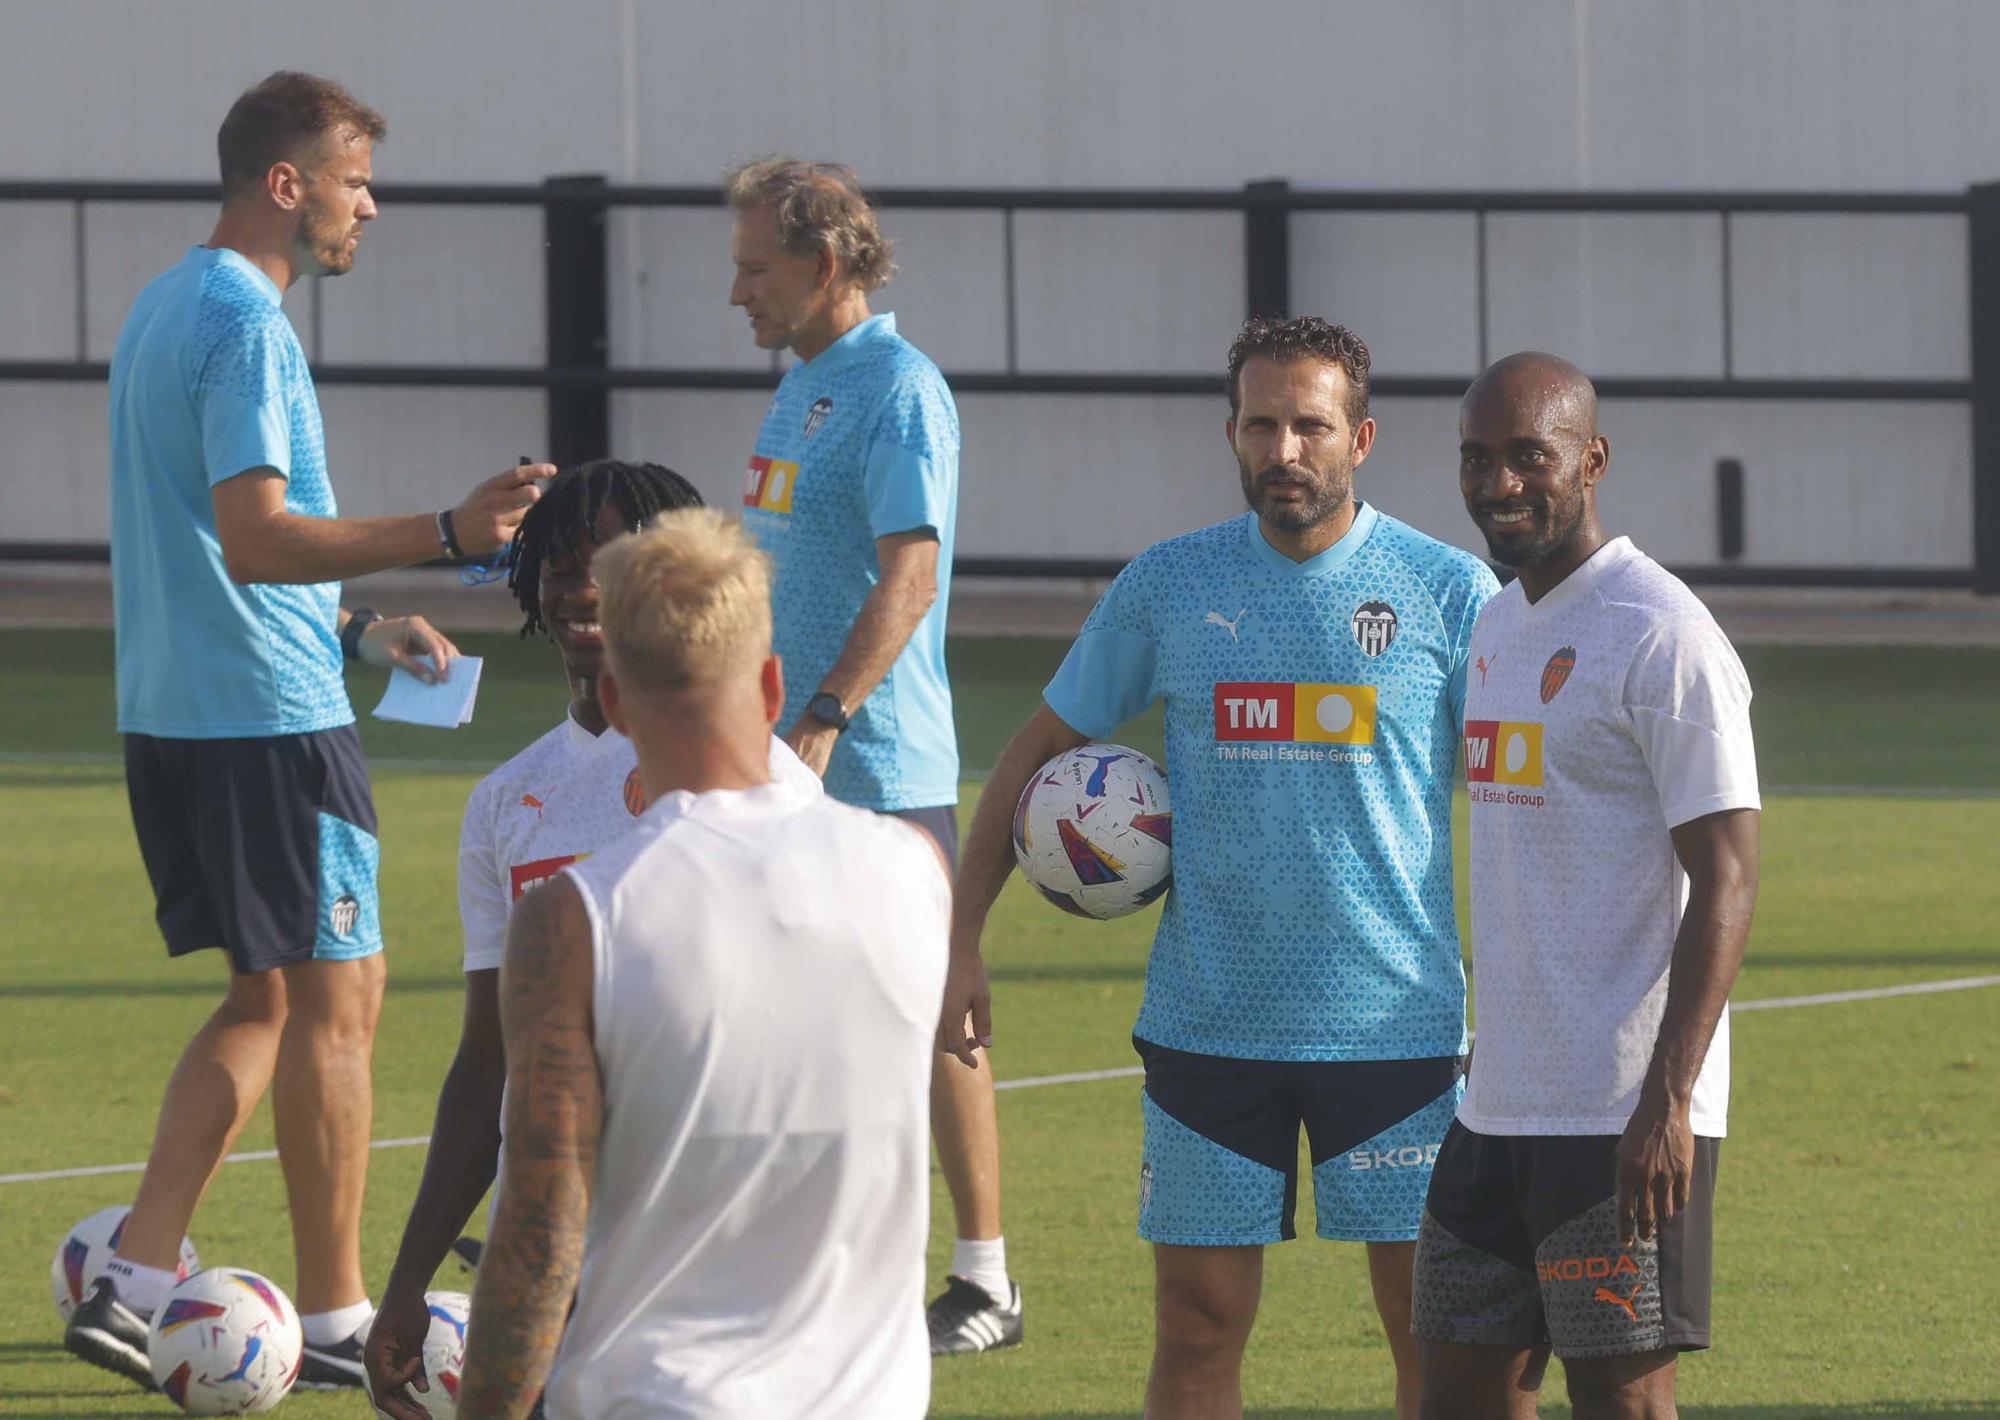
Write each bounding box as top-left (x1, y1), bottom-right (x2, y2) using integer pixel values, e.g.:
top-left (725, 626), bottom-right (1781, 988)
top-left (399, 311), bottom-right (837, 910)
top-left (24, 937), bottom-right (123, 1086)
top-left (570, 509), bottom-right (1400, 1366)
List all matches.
top-left (452, 463), bottom-right (554, 557)
top-left (784, 718), bottom-right (840, 778)
top-left (1614, 1088), bottom-right (1695, 1248)
top-left (361, 1284), bottom-right (434, 1420)
top-left (937, 928), bottom-right (994, 1068)
top-left (360, 615), bottom-right (460, 684)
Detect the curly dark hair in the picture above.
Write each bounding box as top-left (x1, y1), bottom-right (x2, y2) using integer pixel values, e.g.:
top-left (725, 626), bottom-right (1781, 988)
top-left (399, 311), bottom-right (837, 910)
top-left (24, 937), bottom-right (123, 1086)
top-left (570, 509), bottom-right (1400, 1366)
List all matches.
top-left (507, 459), bottom-right (704, 639)
top-left (1225, 315), bottom-right (1372, 424)
top-left (218, 72), bottom-right (385, 199)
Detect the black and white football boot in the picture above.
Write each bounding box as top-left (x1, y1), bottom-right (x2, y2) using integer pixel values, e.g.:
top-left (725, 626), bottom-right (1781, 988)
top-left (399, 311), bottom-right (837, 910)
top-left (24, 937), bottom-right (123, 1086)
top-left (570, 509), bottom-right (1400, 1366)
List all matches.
top-left (64, 1276), bottom-right (155, 1390)
top-left (926, 1275), bottom-right (1024, 1356)
top-left (296, 1324), bottom-right (369, 1390)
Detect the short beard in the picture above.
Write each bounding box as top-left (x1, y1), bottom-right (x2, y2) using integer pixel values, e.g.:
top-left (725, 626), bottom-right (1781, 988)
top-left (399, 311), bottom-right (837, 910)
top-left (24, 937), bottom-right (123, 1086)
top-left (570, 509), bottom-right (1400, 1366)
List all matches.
top-left (1239, 457), bottom-right (1353, 532)
top-left (1478, 485), bottom-right (1588, 569)
top-left (296, 199), bottom-right (355, 277)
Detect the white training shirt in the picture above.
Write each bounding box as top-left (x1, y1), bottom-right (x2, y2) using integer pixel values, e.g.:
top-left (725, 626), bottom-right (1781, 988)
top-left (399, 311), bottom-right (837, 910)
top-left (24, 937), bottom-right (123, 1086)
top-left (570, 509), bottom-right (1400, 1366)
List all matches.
top-left (544, 776), bottom-right (948, 1420)
top-left (457, 715), bottom-right (819, 972)
top-left (1458, 537), bottom-right (1760, 1138)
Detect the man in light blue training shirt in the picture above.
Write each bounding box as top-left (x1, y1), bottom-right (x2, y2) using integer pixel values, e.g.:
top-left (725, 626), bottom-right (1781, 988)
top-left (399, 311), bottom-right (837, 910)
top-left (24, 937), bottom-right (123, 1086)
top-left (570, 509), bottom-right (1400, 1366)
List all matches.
top-left (942, 316), bottom-right (1499, 1419)
top-left (69, 71), bottom-right (550, 1394)
top-left (724, 157), bottom-right (1021, 1359)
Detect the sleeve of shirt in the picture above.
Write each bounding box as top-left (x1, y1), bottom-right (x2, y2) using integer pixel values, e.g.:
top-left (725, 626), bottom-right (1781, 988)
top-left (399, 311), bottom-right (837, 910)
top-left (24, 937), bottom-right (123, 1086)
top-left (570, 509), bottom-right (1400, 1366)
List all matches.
top-left (863, 366), bottom-right (959, 540)
top-left (1625, 613), bottom-right (1762, 828)
top-left (193, 307), bottom-right (297, 488)
top-left (1441, 556), bottom-right (1503, 730)
top-left (1043, 558), bottom-right (1159, 739)
top-left (458, 780), bottom-right (510, 974)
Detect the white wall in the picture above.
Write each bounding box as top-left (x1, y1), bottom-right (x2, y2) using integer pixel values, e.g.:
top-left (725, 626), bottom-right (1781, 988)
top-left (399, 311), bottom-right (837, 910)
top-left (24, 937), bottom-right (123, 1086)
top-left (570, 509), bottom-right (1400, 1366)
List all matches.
top-left (1, 0), bottom-right (1986, 571)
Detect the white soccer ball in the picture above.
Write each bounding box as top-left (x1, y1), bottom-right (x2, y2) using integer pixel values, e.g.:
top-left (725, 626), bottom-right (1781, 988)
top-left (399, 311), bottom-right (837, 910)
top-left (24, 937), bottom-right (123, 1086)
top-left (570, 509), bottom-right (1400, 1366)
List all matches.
top-left (49, 1205), bottom-right (199, 1322)
top-left (1012, 744), bottom-right (1173, 919)
top-left (364, 1291), bottom-right (471, 1420)
top-left (148, 1267), bottom-right (303, 1414)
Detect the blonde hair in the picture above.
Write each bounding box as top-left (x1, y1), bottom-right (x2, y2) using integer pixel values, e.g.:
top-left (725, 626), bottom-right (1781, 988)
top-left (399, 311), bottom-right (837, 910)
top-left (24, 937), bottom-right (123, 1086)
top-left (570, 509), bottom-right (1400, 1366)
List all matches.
top-left (724, 155), bottom-right (895, 292)
top-left (594, 508), bottom-right (772, 692)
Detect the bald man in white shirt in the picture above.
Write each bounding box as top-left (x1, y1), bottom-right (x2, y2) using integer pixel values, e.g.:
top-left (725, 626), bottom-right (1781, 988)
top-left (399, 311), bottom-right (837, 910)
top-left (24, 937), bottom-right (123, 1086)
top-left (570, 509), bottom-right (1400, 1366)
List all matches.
top-left (1412, 354), bottom-right (1761, 1420)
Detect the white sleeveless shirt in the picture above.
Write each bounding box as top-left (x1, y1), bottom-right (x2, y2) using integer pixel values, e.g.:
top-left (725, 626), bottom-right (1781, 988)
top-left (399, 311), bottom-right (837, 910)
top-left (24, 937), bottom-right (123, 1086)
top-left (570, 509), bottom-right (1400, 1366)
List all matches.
top-left (545, 772), bottom-right (947, 1419)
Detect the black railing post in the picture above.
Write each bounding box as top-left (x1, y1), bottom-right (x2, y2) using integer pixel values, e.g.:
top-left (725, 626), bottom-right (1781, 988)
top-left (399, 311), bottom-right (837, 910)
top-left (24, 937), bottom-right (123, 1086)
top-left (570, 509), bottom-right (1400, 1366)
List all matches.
top-left (1970, 182), bottom-right (2000, 594)
top-left (1715, 459), bottom-right (1745, 561)
top-left (1244, 179), bottom-right (1290, 319)
top-left (544, 174), bottom-right (610, 466)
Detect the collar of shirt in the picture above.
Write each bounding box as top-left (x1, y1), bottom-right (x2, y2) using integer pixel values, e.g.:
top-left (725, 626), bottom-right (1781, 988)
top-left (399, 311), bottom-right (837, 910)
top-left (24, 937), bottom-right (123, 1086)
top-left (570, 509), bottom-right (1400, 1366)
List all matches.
top-left (1512, 534), bottom-right (1637, 619)
top-left (1243, 499), bottom-right (1381, 578)
top-left (199, 245), bottom-right (283, 308)
top-left (798, 311), bottom-right (897, 374)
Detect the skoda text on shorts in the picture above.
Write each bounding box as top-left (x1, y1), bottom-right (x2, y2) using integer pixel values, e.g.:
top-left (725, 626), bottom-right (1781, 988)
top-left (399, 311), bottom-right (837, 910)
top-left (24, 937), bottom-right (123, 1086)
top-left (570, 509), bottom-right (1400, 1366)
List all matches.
top-left (1411, 353), bottom-right (1762, 1419)
top-left (942, 316), bottom-right (1499, 1419)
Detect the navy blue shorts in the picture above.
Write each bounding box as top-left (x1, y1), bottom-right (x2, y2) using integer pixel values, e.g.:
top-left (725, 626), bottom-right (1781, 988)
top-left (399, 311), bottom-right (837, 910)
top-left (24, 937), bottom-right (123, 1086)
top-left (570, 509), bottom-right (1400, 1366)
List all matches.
top-left (889, 804), bottom-right (960, 871)
top-left (1136, 1038), bottom-right (1465, 1246)
top-left (123, 726), bottom-right (383, 973)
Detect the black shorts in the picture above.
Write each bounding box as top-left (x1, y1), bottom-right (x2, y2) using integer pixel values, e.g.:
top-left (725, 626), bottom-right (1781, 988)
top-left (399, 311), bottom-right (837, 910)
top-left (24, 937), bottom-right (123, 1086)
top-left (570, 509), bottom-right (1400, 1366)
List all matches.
top-left (1136, 1038), bottom-right (1465, 1244)
top-left (124, 726), bottom-right (383, 974)
top-left (889, 804), bottom-right (959, 871)
top-left (1411, 1120), bottom-right (1720, 1360)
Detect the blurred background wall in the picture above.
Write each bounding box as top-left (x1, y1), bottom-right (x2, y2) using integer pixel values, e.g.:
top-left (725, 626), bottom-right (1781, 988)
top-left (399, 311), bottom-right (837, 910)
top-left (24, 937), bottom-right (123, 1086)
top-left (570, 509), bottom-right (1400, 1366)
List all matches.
top-left (1, 0), bottom-right (1990, 574)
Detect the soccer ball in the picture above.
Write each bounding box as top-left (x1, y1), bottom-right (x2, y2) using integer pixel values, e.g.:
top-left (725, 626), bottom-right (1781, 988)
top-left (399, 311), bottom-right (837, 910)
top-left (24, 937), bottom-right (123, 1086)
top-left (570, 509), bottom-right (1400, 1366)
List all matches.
top-left (364, 1291), bottom-right (471, 1420)
top-left (147, 1268), bottom-right (302, 1415)
top-left (49, 1205), bottom-right (199, 1322)
top-left (1012, 744), bottom-right (1172, 919)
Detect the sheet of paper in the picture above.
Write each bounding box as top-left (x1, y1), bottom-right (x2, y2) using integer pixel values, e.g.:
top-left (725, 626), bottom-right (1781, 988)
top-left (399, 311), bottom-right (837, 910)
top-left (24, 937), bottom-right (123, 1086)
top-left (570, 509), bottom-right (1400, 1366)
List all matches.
top-left (372, 656), bottom-right (482, 728)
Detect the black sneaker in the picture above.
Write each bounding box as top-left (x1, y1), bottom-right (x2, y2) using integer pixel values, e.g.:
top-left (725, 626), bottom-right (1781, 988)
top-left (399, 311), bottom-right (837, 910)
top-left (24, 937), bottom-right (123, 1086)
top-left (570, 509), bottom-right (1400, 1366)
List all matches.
top-left (452, 1235), bottom-right (483, 1272)
top-left (926, 1275), bottom-right (1023, 1356)
top-left (296, 1327), bottom-right (368, 1390)
top-left (64, 1276), bottom-right (155, 1390)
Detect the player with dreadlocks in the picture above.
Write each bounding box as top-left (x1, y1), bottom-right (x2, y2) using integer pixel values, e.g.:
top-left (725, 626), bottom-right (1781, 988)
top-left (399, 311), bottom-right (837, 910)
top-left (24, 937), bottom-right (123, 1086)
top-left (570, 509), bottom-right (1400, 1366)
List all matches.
top-left (362, 460), bottom-right (822, 1416)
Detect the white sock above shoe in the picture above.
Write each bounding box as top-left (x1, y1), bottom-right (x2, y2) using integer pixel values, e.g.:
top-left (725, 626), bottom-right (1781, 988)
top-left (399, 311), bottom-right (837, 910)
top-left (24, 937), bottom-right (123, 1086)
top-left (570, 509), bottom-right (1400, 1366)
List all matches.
top-left (950, 1236), bottom-right (1011, 1307)
top-left (100, 1257), bottom-right (177, 1319)
top-left (301, 1299), bottom-right (374, 1348)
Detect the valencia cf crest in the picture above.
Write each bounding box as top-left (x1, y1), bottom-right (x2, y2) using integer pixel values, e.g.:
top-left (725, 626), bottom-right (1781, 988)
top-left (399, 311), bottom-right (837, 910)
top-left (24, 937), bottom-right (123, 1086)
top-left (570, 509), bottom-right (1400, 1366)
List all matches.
top-left (1541, 646), bottom-right (1578, 703)
top-left (803, 395), bottom-right (834, 439)
top-left (1351, 601), bottom-right (1398, 658)
top-left (329, 894), bottom-right (360, 939)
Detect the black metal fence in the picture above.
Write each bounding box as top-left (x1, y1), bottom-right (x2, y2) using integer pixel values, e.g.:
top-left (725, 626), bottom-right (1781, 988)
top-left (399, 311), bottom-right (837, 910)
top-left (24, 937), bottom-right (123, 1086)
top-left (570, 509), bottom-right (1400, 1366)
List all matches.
top-left (2, 177), bottom-right (1992, 591)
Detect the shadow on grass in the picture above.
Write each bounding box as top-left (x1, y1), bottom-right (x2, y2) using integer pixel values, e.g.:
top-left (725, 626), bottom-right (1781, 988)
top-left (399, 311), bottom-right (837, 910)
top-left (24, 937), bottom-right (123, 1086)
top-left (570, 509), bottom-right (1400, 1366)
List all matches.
top-left (0, 974), bottom-right (467, 1000)
top-left (989, 962), bottom-right (1147, 984)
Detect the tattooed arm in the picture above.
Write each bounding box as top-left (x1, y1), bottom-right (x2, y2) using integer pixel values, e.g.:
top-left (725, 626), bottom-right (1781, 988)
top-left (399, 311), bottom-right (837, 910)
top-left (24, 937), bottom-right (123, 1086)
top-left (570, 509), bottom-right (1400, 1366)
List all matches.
top-left (458, 875), bottom-right (600, 1420)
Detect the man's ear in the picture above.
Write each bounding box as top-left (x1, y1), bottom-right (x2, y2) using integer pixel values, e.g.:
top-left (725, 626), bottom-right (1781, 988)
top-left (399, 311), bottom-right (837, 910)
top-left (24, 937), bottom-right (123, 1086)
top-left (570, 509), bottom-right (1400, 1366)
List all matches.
top-left (266, 161), bottom-right (304, 212)
top-left (1350, 416), bottom-right (1378, 470)
top-left (599, 667), bottom-right (630, 736)
top-left (1584, 434), bottom-right (1611, 488)
top-left (763, 655), bottom-right (785, 727)
top-left (815, 243), bottom-right (839, 293)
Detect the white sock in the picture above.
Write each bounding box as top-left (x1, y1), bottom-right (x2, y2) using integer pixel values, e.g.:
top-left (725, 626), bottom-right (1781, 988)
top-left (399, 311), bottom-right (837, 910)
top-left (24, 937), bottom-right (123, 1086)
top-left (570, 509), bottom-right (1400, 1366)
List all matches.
top-left (301, 1299), bottom-right (375, 1347)
top-left (101, 1257), bottom-right (177, 1319)
top-left (951, 1236), bottom-right (1011, 1306)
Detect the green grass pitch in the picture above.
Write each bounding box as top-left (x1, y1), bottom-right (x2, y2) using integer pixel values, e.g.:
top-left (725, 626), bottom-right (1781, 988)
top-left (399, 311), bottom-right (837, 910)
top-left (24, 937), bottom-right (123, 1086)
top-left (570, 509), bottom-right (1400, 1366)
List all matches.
top-left (2, 628), bottom-right (1997, 1417)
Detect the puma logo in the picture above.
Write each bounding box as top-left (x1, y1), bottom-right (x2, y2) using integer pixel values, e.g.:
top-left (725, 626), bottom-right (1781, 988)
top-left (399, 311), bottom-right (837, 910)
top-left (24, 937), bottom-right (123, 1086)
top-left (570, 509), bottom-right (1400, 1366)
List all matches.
top-left (1205, 608), bottom-right (1248, 640)
top-left (1594, 1284), bottom-right (1644, 1322)
top-left (519, 788), bottom-right (555, 820)
top-left (1475, 653), bottom-right (1498, 687)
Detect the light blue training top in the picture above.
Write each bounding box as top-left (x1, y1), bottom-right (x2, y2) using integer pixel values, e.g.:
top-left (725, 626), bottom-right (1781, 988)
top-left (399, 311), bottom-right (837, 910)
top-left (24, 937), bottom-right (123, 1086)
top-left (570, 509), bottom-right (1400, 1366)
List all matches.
top-left (110, 245), bottom-right (349, 739)
top-left (1045, 505), bottom-right (1499, 1062)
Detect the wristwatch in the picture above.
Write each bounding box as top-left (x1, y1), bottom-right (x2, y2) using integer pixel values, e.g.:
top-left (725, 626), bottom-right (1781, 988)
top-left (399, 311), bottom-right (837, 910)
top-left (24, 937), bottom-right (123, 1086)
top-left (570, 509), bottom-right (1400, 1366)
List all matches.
top-left (805, 691), bottom-right (850, 733)
top-left (341, 607), bottom-right (381, 662)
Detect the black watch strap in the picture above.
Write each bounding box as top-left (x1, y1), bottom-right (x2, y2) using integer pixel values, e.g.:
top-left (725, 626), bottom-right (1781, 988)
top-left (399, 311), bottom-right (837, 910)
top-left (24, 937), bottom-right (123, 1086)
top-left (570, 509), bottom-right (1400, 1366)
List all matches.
top-left (806, 691), bottom-right (850, 732)
top-left (341, 607), bottom-right (381, 662)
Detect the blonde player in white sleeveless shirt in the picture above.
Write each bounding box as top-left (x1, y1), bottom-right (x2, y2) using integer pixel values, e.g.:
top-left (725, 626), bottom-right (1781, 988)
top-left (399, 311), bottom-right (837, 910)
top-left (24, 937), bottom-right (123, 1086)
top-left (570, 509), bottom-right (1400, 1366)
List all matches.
top-left (458, 508), bottom-right (947, 1420)
top-left (1412, 355), bottom-right (1760, 1420)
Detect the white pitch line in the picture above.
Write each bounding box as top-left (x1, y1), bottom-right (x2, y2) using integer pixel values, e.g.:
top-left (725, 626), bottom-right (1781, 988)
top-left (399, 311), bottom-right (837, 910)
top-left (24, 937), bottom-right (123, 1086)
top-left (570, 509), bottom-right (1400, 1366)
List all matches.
top-left (4, 974), bottom-right (1998, 1188)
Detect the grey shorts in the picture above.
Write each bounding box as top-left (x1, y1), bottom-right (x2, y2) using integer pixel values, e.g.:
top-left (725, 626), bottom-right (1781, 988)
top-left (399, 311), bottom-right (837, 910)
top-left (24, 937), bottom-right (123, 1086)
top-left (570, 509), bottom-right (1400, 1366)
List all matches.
top-left (888, 804), bottom-right (959, 871)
